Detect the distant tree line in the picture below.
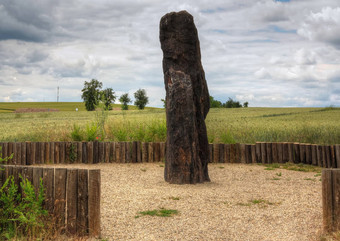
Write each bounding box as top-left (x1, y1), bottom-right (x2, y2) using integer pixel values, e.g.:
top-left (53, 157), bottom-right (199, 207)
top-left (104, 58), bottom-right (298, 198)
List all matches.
top-left (81, 79), bottom-right (149, 111)
top-left (210, 96), bottom-right (248, 108)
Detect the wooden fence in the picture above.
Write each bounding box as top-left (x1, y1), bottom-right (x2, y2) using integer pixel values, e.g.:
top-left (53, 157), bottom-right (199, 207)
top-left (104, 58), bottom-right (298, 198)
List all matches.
top-left (0, 165), bottom-right (101, 237)
top-left (0, 141), bottom-right (339, 168)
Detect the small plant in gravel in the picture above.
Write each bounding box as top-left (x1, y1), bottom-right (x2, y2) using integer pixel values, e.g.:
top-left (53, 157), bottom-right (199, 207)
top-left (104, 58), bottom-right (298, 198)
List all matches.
top-left (264, 163), bottom-right (280, 170)
top-left (140, 168), bottom-right (147, 172)
top-left (169, 196), bottom-right (180, 200)
top-left (276, 172), bottom-right (282, 177)
top-left (218, 166), bottom-right (225, 169)
top-left (237, 199), bottom-right (278, 207)
top-left (261, 162), bottom-right (322, 173)
top-left (304, 178), bottom-right (316, 182)
top-left (135, 208), bottom-right (178, 218)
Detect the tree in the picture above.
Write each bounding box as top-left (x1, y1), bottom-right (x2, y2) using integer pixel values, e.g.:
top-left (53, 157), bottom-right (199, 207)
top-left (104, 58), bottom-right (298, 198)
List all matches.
top-left (119, 93), bottom-right (131, 110)
top-left (209, 96), bottom-right (222, 108)
top-left (161, 98), bottom-right (166, 108)
top-left (134, 89), bottom-right (149, 110)
top-left (225, 97), bottom-right (242, 108)
top-left (243, 101), bottom-right (249, 108)
top-left (101, 88), bottom-right (116, 110)
top-left (81, 79), bottom-right (102, 111)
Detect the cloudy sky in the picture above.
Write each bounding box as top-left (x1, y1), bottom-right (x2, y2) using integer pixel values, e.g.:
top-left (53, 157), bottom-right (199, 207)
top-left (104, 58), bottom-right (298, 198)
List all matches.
top-left (0, 0), bottom-right (340, 107)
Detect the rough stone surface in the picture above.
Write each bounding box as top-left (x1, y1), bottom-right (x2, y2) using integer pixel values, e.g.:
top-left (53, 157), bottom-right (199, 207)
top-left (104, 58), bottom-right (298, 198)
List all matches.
top-left (160, 11), bottom-right (210, 184)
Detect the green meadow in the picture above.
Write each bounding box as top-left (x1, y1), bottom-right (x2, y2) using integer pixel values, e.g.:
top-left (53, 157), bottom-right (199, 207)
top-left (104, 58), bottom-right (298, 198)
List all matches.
top-left (0, 102), bottom-right (339, 144)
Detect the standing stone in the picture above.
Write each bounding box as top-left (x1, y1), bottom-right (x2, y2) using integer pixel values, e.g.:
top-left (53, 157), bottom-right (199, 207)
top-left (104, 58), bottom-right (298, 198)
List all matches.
top-left (160, 11), bottom-right (210, 184)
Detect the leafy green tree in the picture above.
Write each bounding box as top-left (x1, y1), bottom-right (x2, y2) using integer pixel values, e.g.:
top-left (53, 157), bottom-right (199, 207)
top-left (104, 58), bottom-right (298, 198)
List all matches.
top-left (243, 101), bottom-right (249, 108)
top-left (161, 98), bottom-right (166, 108)
top-left (225, 97), bottom-right (242, 108)
top-left (81, 79), bottom-right (102, 111)
top-left (134, 89), bottom-right (149, 110)
top-left (101, 88), bottom-right (116, 110)
top-left (209, 96), bottom-right (222, 108)
top-left (119, 93), bottom-right (131, 110)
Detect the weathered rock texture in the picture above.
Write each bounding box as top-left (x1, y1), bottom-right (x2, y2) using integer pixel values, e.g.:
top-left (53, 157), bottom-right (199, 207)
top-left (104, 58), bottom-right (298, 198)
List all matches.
top-left (160, 11), bottom-right (210, 184)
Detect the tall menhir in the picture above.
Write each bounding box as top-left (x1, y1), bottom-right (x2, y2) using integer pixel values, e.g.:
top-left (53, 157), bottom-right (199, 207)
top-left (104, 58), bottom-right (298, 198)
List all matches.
top-left (160, 11), bottom-right (210, 184)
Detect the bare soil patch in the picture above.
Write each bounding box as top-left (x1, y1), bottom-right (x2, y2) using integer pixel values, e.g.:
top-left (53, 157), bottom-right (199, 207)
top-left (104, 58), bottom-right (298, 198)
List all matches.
top-left (41, 163), bottom-right (323, 241)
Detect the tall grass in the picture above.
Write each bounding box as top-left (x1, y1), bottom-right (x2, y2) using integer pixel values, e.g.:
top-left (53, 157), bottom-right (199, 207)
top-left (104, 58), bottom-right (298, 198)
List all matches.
top-left (0, 107), bottom-right (339, 144)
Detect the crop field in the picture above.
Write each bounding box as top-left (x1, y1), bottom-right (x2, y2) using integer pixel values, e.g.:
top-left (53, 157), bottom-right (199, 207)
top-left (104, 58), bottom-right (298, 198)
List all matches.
top-left (0, 102), bottom-right (339, 144)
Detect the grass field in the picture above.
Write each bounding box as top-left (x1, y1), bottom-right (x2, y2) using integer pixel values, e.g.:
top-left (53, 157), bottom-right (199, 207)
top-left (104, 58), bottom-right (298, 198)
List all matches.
top-left (0, 102), bottom-right (339, 144)
top-left (0, 102), bottom-right (144, 112)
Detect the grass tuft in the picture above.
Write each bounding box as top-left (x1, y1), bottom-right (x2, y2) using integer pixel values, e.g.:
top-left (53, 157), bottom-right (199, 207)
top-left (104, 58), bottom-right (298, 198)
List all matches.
top-left (136, 208), bottom-right (179, 218)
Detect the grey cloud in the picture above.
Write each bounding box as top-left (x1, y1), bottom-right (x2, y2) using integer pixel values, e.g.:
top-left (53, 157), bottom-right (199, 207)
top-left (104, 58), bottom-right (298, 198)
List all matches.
top-left (298, 7), bottom-right (340, 49)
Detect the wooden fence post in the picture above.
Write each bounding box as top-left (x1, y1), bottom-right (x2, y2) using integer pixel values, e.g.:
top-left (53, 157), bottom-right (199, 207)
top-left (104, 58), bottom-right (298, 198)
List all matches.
top-left (208, 144), bottom-right (213, 163)
top-left (282, 142), bottom-right (289, 163)
top-left (120, 142), bottom-right (126, 163)
top-left (137, 142), bottom-right (142, 163)
top-left (255, 142), bottom-right (261, 163)
top-left (109, 142), bottom-right (115, 163)
top-left (277, 143), bottom-right (283, 163)
top-left (88, 169), bottom-right (101, 237)
top-left (288, 143), bottom-right (294, 163)
top-left (55, 142), bottom-right (60, 164)
top-left (142, 142), bottom-right (148, 163)
top-left (331, 146), bottom-right (336, 168)
top-left (50, 142), bottom-right (55, 164)
top-left (306, 144), bottom-right (312, 165)
top-left (104, 142), bottom-right (110, 163)
top-left (224, 144), bottom-right (230, 163)
top-left (230, 144), bottom-right (236, 163)
top-left (336, 145), bottom-right (340, 168)
top-left (213, 143), bottom-right (219, 163)
top-left (240, 144), bottom-right (246, 163)
top-left (148, 142), bottom-right (154, 162)
top-left (22, 142), bottom-right (27, 165)
top-left (266, 143), bottom-right (272, 164)
top-left (272, 143), bottom-right (278, 163)
top-left (159, 142), bottom-right (165, 163)
top-left (132, 141), bottom-right (137, 163)
top-left (115, 142), bottom-right (121, 163)
top-left (67, 169), bottom-right (78, 235)
top-left (251, 145), bottom-right (256, 163)
top-left (43, 168), bottom-right (54, 214)
top-left (322, 169), bottom-right (340, 232)
top-left (77, 169), bottom-right (89, 235)
top-left (45, 142), bottom-right (50, 164)
top-left (98, 142), bottom-right (105, 163)
top-left (93, 141), bottom-right (99, 164)
top-left (235, 143), bottom-right (241, 163)
top-left (219, 143), bottom-right (225, 163)
top-left (293, 143), bottom-right (300, 164)
top-left (87, 142), bottom-right (94, 164)
top-left (260, 142), bottom-right (266, 164)
top-left (126, 142), bottom-right (132, 163)
top-left (317, 145), bottom-right (323, 167)
top-left (55, 168), bottom-right (67, 232)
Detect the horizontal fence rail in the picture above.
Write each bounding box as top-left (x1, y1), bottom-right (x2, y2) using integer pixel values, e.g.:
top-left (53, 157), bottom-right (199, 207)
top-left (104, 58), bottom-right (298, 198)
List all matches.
top-left (0, 141), bottom-right (339, 168)
top-left (0, 165), bottom-right (101, 237)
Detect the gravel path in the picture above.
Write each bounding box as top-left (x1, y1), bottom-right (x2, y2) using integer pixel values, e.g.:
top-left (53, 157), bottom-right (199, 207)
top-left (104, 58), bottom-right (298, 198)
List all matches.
top-left (47, 163), bottom-right (323, 241)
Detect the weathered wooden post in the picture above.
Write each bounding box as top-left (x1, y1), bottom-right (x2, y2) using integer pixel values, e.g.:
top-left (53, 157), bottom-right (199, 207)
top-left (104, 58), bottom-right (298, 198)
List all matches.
top-left (160, 11), bottom-right (210, 184)
top-left (323, 169), bottom-right (340, 232)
